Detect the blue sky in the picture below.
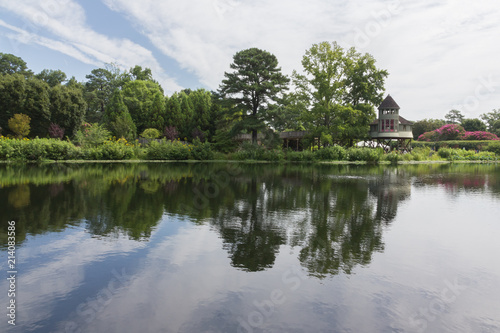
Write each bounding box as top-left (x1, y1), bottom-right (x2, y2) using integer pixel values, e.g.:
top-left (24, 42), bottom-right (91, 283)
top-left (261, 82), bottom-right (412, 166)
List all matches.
top-left (1, 0), bottom-right (499, 121)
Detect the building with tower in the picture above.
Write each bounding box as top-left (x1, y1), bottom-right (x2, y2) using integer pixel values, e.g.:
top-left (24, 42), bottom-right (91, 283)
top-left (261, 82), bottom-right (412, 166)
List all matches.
top-left (369, 95), bottom-right (414, 152)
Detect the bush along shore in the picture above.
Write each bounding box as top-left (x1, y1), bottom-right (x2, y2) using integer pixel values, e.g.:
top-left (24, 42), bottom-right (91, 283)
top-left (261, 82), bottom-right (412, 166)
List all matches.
top-left (1, 136), bottom-right (499, 164)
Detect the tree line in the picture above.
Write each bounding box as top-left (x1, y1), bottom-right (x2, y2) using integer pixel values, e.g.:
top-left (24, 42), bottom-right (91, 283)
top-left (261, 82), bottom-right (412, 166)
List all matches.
top-left (411, 109), bottom-right (500, 140)
top-left (0, 54), bottom-right (218, 142)
top-left (1, 42), bottom-right (499, 149)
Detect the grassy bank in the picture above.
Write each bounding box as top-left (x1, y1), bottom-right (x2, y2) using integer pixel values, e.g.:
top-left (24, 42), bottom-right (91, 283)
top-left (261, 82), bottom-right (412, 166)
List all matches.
top-left (1, 137), bottom-right (499, 164)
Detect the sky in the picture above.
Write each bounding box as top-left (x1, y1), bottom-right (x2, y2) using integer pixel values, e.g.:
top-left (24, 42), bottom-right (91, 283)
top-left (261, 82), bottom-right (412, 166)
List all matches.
top-left (0, 0), bottom-right (499, 121)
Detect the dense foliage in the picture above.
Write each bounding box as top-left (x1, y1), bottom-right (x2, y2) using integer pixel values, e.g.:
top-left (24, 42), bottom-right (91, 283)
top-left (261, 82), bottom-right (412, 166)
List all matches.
top-left (218, 48), bottom-right (289, 144)
top-left (1, 49), bottom-right (499, 162)
top-left (418, 124), bottom-right (499, 142)
top-left (293, 42), bottom-right (388, 147)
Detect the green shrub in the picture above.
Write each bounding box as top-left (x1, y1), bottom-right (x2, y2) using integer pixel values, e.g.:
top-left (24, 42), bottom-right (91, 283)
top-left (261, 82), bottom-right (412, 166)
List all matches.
top-left (45, 140), bottom-right (80, 160)
top-left (0, 137), bottom-right (18, 160)
top-left (21, 140), bottom-right (43, 161)
top-left (347, 147), bottom-right (383, 162)
top-left (98, 141), bottom-right (135, 160)
top-left (314, 146), bottom-right (347, 161)
top-left (233, 143), bottom-right (266, 160)
top-left (436, 147), bottom-right (497, 161)
top-left (286, 150), bottom-right (315, 162)
top-left (146, 140), bottom-right (167, 160)
top-left (384, 151), bottom-right (402, 164)
top-left (146, 139), bottom-right (190, 160)
top-left (412, 140), bottom-right (491, 151)
top-left (409, 147), bottom-right (434, 161)
top-left (262, 149), bottom-right (285, 161)
top-left (140, 128), bottom-right (161, 139)
top-left (486, 141), bottom-right (500, 155)
top-left (190, 139), bottom-right (214, 160)
top-left (438, 148), bottom-right (453, 159)
top-left (82, 147), bottom-right (103, 160)
top-left (212, 151), bottom-right (228, 160)
top-left (74, 123), bottom-right (111, 147)
top-left (213, 130), bottom-right (238, 153)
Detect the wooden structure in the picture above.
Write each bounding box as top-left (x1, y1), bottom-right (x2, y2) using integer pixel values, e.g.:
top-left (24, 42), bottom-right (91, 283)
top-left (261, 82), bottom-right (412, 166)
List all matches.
top-left (234, 131), bottom-right (310, 151)
top-left (280, 131), bottom-right (308, 150)
top-left (369, 95), bottom-right (414, 152)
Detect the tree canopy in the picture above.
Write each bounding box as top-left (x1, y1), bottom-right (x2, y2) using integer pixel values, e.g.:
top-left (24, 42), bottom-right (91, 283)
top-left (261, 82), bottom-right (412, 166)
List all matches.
top-left (0, 53), bottom-right (33, 77)
top-left (218, 48), bottom-right (289, 144)
top-left (5, 45), bottom-right (499, 149)
top-left (444, 109), bottom-right (464, 124)
top-left (293, 41), bottom-right (388, 146)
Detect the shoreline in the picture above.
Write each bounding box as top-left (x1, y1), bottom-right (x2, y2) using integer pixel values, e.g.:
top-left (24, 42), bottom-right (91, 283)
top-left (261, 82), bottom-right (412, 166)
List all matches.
top-left (0, 159), bottom-right (498, 165)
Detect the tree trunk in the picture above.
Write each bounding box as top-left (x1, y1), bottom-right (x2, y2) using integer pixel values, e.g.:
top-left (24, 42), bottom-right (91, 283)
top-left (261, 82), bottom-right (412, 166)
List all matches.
top-left (252, 129), bottom-right (257, 145)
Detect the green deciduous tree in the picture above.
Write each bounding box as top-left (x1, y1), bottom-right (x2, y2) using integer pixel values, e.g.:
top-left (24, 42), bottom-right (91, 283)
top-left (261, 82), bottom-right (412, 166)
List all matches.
top-left (218, 48), bottom-right (289, 144)
top-left (0, 74), bottom-right (26, 132)
top-left (35, 69), bottom-right (67, 87)
top-left (104, 89), bottom-right (136, 140)
top-left (129, 65), bottom-right (153, 82)
top-left (8, 113), bottom-right (31, 138)
top-left (122, 80), bottom-right (164, 133)
top-left (49, 85), bottom-right (87, 138)
top-left (461, 118), bottom-right (486, 132)
top-left (22, 77), bottom-right (51, 137)
top-left (266, 93), bottom-right (305, 132)
top-left (190, 89), bottom-right (212, 140)
top-left (412, 118), bottom-right (446, 140)
top-left (165, 93), bottom-right (182, 129)
top-left (480, 109), bottom-right (500, 136)
top-left (84, 64), bottom-right (130, 123)
top-left (165, 91), bottom-right (195, 139)
top-left (293, 41), bottom-right (387, 147)
top-left (0, 53), bottom-right (33, 77)
top-left (149, 92), bottom-right (166, 131)
top-left (444, 109), bottom-right (464, 124)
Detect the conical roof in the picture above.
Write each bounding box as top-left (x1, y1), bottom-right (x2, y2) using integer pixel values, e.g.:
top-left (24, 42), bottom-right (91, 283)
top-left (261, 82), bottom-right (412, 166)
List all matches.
top-left (379, 94), bottom-right (400, 109)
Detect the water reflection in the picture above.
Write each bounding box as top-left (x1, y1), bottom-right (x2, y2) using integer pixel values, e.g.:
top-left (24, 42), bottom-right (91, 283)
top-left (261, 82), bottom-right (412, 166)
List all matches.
top-left (1, 162), bottom-right (499, 332)
top-left (3, 163), bottom-right (497, 276)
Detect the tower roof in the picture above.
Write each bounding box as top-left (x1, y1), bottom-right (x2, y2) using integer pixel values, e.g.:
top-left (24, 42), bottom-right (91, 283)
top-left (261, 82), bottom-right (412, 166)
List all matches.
top-left (379, 94), bottom-right (400, 109)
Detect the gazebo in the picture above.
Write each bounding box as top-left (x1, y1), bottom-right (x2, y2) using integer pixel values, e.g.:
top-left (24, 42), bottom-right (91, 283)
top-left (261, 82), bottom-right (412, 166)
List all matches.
top-left (369, 95), bottom-right (414, 152)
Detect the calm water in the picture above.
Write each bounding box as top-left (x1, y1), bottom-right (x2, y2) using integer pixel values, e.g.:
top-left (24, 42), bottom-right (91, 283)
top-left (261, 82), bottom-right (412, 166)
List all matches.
top-left (1, 162), bottom-right (500, 333)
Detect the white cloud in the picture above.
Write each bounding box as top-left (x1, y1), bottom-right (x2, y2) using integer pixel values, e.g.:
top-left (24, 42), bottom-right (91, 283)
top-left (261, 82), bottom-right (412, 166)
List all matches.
top-left (104, 0), bottom-right (500, 119)
top-left (0, 19), bottom-right (99, 65)
top-left (0, 0), bottom-right (182, 93)
top-left (2, 0), bottom-right (500, 118)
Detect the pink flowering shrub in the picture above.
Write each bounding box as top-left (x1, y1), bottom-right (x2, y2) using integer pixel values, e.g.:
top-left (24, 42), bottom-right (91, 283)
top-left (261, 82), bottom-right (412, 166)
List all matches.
top-left (418, 124), bottom-right (464, 141)
top-left (434, 124), bottom-right (465, 141)
top-left (463, 131), bottom-right (499, 141)
top-left (418, 124), bottom-right (500, 141)
top-left (417, 131), bottom-right (439, 142)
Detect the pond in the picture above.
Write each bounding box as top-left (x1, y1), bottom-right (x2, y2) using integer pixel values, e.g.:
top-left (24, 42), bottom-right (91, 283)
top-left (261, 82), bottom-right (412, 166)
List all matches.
top-left (1, 162), bottom-right (500, 333)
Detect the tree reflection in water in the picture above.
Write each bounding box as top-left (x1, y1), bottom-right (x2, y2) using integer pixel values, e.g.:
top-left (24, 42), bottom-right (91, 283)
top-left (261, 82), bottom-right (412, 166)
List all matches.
top-left (1, 162), bottom-right (498, 277)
